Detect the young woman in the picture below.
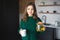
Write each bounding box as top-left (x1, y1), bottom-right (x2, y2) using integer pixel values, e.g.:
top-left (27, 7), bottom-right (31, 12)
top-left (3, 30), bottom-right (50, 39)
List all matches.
top-left (18, 2), bottom-right (45, 40)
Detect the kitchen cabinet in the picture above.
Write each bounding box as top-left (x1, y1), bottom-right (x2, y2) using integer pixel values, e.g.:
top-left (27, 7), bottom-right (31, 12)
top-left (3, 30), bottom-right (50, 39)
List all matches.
top-left (37, 27), bottom-right (56, 40)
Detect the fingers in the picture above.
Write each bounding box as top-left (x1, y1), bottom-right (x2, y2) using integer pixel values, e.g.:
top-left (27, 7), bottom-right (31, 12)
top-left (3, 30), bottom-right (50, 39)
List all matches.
top-left (37, 22), bottom-right (43, 25)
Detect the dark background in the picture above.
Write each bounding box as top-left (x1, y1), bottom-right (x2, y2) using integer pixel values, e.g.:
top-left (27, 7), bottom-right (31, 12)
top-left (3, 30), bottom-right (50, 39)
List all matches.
top-left (2, 0), bottom-right (21, 40)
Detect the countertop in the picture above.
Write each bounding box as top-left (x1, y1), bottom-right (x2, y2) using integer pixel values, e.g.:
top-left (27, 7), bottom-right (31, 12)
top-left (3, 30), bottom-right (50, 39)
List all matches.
top-left (43, 24), bottom-right (60, 28)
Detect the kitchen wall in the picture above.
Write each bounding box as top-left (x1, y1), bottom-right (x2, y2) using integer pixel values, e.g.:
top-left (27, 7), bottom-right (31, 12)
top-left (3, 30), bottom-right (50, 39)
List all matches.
top-left (35, 0), bottom-right (60, 24)
top-left (35, 0), bottom-right (60, 39)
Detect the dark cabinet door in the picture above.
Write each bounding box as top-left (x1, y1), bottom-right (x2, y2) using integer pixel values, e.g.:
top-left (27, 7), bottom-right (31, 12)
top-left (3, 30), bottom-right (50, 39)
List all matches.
top-left (37, 27), bottom-right (55, 40)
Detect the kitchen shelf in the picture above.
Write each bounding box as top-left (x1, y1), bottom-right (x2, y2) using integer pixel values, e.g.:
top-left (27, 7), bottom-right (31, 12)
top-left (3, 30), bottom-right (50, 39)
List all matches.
top-left (39, 12), bottom-right (60, 14)
top-left (38, 4), bottom-right (60, 7)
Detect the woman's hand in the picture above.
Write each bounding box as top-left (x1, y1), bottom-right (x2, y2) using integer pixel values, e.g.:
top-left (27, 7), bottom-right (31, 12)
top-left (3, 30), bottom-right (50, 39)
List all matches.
top-left (19, 29), bottom-right (26, 37)
top-left (37, 21), bottom-right (46, 32)
top-left (37, 21), bottom-right (43, 25)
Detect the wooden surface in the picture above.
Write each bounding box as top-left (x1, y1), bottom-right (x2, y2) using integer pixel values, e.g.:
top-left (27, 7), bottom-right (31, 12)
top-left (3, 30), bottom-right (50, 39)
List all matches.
top-left (19, 0), bottom-right (35, 14)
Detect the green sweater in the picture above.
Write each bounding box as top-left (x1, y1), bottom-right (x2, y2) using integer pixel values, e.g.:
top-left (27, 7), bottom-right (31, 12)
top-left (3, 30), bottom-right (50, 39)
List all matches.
top-left (18, 16), bottom-right (42, 40)
top-left (18, 16), bottom-right (42, 32)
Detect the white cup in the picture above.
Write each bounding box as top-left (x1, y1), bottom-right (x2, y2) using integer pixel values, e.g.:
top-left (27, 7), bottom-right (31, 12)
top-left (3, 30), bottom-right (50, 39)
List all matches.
top-left (19, 29), bottom-right (26, 37)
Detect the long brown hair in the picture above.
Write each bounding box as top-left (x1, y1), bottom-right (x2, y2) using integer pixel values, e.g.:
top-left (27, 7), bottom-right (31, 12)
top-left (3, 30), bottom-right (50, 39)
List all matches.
top-left (22, 2), bottom-right (38, 22)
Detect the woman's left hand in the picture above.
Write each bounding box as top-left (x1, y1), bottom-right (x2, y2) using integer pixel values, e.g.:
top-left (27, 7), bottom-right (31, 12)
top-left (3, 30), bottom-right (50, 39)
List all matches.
top-left (37, 21), bottom-right (43, 25)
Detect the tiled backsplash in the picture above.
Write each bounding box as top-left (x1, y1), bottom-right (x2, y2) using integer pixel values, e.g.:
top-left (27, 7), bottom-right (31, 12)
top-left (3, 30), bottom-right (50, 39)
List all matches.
top-left (37, 14), bottom-right (60, 25)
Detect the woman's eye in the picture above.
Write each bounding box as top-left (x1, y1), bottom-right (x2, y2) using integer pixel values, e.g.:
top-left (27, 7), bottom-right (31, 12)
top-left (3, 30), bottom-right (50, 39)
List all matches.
top-left (31, 9), bottom-right (34, 10)
top-left (27, 8), bottom-right (30, 10)
top-left (27, 8), bottom-right (34, 10)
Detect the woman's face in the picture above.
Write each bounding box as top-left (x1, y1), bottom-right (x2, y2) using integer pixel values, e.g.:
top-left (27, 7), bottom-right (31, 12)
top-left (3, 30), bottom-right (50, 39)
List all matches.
top-left (26, 5), bottom-right (34, 16)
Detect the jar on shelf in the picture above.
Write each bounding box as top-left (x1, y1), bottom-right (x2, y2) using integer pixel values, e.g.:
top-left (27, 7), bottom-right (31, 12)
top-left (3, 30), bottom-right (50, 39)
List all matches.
top-left (41, 2), bottom-right (45, 5)
top-left (47, 11), bottom-right (49, 13)
top-left (53, 2), bottom-right (57, 5)
top-left (53, 10), bottom-right (57, 13)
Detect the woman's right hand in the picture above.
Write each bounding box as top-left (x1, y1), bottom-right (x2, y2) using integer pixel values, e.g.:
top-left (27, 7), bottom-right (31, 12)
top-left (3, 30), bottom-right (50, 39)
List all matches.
top-left (19, 28), bottom-right (26, 37)
top-left (37, 21), bottom-right (43, 25)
